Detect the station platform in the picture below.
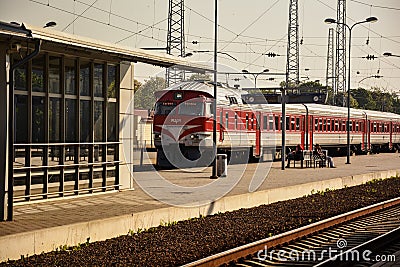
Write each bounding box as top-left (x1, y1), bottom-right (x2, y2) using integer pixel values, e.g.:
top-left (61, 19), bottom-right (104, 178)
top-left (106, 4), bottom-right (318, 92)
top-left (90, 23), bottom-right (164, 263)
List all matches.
top-left (1, 153), bottom-right (400, 261)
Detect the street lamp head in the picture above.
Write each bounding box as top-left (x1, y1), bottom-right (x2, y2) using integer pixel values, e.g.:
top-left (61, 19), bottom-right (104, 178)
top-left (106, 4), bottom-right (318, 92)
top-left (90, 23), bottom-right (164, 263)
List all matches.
top-left (262, 69), bottom-right (269, 73)
top-left (324, 18), bottom-right (336, 24)
top-left (242, 69), bottom-right (249, 74)
top-left (184, 52), bottom-right (193, 57)
top-left (366, 17), bottom-right (378, 23)
top-left (43, 21), bottom-right (57, 28)
top-left (383, 52), bottom-right (392, 57)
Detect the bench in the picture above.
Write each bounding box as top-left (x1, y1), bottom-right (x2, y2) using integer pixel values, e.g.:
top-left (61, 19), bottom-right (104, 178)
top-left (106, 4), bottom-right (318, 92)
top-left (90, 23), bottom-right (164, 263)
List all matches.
top-left (312, 150), bottom-right (328, 168)
top-left (286, 150), bottom-right (327, 168)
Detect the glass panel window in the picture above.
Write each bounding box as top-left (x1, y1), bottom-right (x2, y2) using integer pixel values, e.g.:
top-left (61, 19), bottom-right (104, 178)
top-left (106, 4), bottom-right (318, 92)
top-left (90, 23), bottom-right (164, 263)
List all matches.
top-left (49, 98), bottom-right (61, 142)
top-left (80, 100), bottom-right (91, 142)
top-left (108, 65), bottom-right (116, 98)
top-left (14, 57), bottom-right (27, 91)
top-left (32, 96), bottom-right (45, 143)
top-left (15, 95), bottom-right (28, 143)
top-left (107, 102), bottom-right (117, 141)
top-left (65, 58), bottom-right (76, 95)
top-left (49, 57), bottom-right (61, 93)
top-left (235, 114), bottom-right (238, 129)
top-left (263, 116), bottom-right (268, 130)
top-left (66, 99), bottom-right (76, 142)
top-left (269, 117), bottom-right (274, 130)
top-left (225, 112), bottom-right (229, 129)
top-left (32, 55), bottom-right (45, 92)
top-left (178, 101), bottom-right (204, 116)
top-left (80, 61), bottom-right (90, 96)
top-left (94, 63), bottom-right (104, 97)
top-left (94, 101), bottom-right (104, 142)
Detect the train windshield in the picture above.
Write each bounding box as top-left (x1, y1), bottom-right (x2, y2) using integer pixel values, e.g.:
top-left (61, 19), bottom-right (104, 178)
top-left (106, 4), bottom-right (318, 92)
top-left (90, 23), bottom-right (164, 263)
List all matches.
top-left (178, 100), bottom-right (204, 116)
top-left (154, 102), bottom-right (177, 115)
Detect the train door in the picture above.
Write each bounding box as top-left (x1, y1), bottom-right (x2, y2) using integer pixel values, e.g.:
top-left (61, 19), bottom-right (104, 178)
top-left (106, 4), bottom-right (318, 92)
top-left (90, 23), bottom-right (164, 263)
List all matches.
top-left (219, 108), bottom-right (224, 142)
top-left (255, 112), bottom-right (261, 157)
top-left (309, 115), bottom-right (314, 150)
top-left (390, 121), bottom-right (393, 149)
top-left (362, 118), bottom-right (368, 151)
top-left (368, 121), bottom-right (372, 151)
top-left (300, 115), bottom-right (305, 149)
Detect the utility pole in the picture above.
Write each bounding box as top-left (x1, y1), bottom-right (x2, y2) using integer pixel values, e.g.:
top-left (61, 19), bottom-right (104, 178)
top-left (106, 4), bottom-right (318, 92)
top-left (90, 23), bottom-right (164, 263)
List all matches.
top-left (335, 0), bottom-right (346, 106)
top-left (286, 0), bottom-right (299, 88)
top-left (283, 0), bottom-right (299, 170)
top-left (166, 0), bottom-right (185, 86)
top-left (326, 28), bottom-right (335, 104)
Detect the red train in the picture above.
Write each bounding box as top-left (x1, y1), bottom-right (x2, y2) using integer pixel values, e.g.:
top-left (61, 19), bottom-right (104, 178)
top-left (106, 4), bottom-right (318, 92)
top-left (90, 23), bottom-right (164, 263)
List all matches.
top-left (153, 81), bottom-right (400, 168)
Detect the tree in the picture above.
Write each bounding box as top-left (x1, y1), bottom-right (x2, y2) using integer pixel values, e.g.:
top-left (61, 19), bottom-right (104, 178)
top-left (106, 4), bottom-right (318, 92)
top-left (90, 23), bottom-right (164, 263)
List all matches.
top-left (134, 77), bottom-right (166, 110)
top-left (133, 79), bottom-right (142, 93)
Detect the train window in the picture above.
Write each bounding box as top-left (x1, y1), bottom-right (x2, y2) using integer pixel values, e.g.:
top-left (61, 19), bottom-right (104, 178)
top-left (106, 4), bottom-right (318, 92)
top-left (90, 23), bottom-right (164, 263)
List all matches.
top-left (226, 112), bottom-right (229, 129)
top-left (269, 116), bottom-right (274, 131)
top-left (275, 116), bottom-right (280, 131)
top-left (205, 103), bottom-right (212, 116)
top-left (355, 122), bottom-right (359, 132)
top-left (314, 118), bottom-right (318, 131)
top-left (349, 121), bottom-right (353, 132)
top-left (155, 102), bottom-right (176, 115)
top-left (286, 116), bottom-right (290, 131)
top-left (251, 114), bottom-right (255, 130)
top-left (178, 101), bottom-right (204, 116)
top-left (235, 113), bottom-right (238, 129)
top-left (246, 114), bottom-right (249, 130)
top-left (296, 118), bottom-right (300, 131)
top-left (373, 122), bottom-right (377, 132)
top-left (327, 119), bottom-right (331, 132)
top-left (342, 121), bottom-right (346, 131)
top-left (335, 120), bottom-right (339, 132)
top-left (290, 117), bottom-right (295, 131)
top-left (263, 116), bottom-right (268, 130)
top-left (220, 112), bottom-right (223, 127)
top-left (323, 119), bottom-right (326, 132)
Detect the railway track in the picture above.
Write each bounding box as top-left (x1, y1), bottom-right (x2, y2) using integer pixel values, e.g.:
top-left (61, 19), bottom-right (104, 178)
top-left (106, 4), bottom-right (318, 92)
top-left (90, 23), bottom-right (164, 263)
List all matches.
top-left (184, 197), bottom-right (400, 267)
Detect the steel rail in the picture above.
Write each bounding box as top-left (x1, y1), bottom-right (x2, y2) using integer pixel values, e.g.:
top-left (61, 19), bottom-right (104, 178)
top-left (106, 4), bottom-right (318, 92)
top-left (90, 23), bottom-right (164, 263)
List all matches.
top-left (182, 196), bottom-right (400, 267)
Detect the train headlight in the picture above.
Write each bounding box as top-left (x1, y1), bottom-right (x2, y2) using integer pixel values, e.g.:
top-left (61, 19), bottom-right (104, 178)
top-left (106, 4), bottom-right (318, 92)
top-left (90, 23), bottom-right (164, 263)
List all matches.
top-left (190, 134), bottom-right (199, 139)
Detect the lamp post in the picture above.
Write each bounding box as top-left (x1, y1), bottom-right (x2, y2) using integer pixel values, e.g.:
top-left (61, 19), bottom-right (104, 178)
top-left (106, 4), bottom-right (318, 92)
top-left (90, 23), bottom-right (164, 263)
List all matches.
top-left (383, 52), bottom-right (400, 58)
top-left (210, 0), bottom-right (218, 179)
top-left (357, 75), bottom-right (382, 87)
top-left (325, 16), bottom-right (378, 164)
top-left (241, 69), bottom-right (269, 89)
top-left (192, 50), bottom-right (238, 61)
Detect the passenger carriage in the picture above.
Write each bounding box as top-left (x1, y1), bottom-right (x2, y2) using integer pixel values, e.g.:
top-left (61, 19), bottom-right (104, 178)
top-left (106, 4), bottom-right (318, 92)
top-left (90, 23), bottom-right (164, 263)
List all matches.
top-left (153, 81), bottom-right (400, 167)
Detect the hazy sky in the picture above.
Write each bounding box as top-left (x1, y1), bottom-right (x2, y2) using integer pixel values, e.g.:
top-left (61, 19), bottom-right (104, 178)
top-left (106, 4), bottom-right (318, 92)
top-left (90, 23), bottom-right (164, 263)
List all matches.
top-left (1, 0), bottom-right (399, 92)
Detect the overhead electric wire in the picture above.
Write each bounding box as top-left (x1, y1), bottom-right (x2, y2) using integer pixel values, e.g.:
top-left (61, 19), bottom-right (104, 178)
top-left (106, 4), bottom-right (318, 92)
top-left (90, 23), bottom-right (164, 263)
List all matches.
top-left (350, 0), bottom-right (400, 11)
top-left (62, 0), bottom-right (98, 31)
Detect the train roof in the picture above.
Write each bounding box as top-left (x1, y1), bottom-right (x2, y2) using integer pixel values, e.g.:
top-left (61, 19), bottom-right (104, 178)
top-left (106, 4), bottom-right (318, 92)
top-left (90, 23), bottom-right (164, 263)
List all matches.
top-left (158, 81), bottom-right (400, 121)
top-left (157, 81), bottom-right (244, 106)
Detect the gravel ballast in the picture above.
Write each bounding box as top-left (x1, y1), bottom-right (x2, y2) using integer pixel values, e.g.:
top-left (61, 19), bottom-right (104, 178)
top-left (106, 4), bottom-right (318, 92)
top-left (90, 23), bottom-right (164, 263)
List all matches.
top-left (2, 177), bottom-right (400, 266)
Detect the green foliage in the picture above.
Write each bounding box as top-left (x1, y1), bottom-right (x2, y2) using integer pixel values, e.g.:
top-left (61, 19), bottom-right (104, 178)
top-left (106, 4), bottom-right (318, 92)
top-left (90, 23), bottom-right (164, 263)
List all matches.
top-left (351, 87), bottom-right (400, 114)
top-left (134, 77), bottom-right (166, 110)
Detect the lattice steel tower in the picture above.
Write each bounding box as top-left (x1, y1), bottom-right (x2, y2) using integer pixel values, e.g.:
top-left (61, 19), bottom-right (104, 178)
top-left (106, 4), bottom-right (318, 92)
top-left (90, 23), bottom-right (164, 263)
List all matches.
top-left (326, 28), bottom-right (335, 103)
top-left (166, 0), bottom-right (185, 86)
top-left (286, 0), bottom-right (299, 88)
top-left (335, 0), bottom-right (346, 106)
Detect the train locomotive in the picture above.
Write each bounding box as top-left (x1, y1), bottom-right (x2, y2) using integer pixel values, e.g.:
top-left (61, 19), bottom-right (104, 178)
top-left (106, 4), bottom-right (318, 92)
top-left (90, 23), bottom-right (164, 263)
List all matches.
top-left (153, 80), bottom-right (400, 168)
